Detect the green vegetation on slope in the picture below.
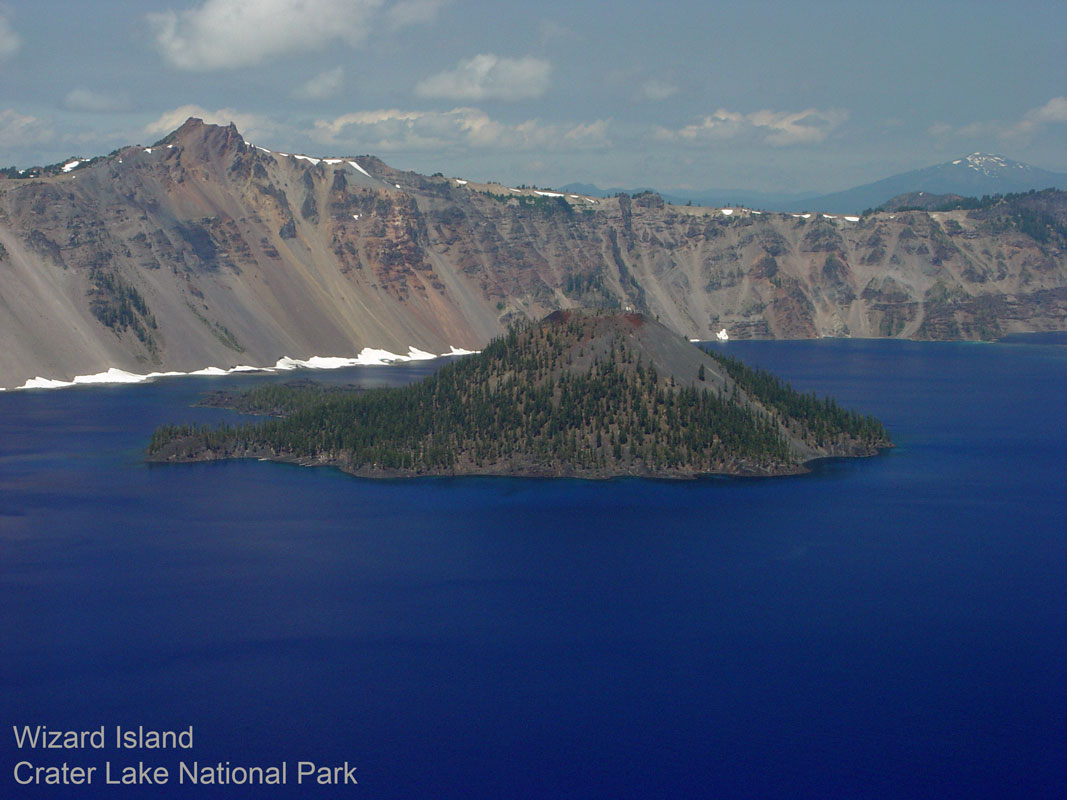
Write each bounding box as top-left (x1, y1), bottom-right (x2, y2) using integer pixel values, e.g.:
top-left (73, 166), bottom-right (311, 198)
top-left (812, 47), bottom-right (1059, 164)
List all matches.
top-left (149, 313), bottom-right (889, 477)
top-left (712, 353), bottom-right (888, 448)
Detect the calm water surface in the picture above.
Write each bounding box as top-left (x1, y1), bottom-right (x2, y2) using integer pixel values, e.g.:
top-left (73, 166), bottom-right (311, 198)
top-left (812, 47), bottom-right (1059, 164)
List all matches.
top-left (1, 340), bottom-right (1065, 799)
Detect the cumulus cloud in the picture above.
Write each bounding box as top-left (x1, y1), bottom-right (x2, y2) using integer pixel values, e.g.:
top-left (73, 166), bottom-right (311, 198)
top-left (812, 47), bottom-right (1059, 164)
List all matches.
top-left (293, 67), bottom-right (344, 100)
top-left (1008, 96), bottom-right (1067, 138)
top-left (1027, 96), bottom-right (1067, 124)
top-left (930, 98), bottom-right (1067, 141)
top-left (0, 12), bottom-right (20, 59)
top-left (148, 0), bottom-right (442, 70)
top-left (0, 109), bottom-right (53, 148)
top-left (312, 107), bottom-right (608, 152)
top-left (415, 54), bottom-right (551, 102)
top-left (655, 107), bottom-right (848, 147)
top-left (64, 89), bottom-right (131, 113)
top-left (636, 79), bottom-right (679, 102)
top-left (385, 0), bottom-right (448, 28)
top-left (143, 104), bottom-right (278, 143)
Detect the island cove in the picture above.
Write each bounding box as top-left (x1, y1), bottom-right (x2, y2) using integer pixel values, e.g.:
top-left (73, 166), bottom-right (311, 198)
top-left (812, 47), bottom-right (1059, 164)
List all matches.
top-left (148, 311), bottom-right (890, 479)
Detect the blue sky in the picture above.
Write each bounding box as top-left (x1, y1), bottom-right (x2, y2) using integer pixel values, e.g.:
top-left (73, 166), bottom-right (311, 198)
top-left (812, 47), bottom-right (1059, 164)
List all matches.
top-left (1, 0), bottom-right (1064, 192)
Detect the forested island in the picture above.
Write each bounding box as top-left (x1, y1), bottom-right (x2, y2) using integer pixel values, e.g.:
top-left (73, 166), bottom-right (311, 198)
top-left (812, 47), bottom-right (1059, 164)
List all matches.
top-left (147, 311), bottom-right (890, 478)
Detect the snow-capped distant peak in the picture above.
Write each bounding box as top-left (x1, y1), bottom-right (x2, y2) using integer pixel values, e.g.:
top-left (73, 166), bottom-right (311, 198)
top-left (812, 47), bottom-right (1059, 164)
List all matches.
top-left (960, 153), bottom-right (1019, 177)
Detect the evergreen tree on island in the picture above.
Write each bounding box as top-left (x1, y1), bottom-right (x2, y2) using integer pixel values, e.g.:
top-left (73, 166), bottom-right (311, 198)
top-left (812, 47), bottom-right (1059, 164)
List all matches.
top-left (148, 310), bottom-right (890, 478)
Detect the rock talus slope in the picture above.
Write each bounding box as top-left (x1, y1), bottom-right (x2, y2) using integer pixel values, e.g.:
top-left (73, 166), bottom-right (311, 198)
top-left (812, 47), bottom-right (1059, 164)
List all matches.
top-left (1, 119), bottom-right (1065, 388)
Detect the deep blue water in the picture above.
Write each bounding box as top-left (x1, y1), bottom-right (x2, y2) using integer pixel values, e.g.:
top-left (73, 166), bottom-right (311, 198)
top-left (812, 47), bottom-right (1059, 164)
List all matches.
top-left (1, 340), bottom-right (1065, 799)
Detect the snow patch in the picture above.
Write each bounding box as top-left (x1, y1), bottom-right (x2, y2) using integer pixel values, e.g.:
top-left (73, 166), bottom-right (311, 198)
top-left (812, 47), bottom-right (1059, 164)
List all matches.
top-left (455, 179), bottom-right (468, 185)
top-left (716, 328), bottom-right (729, 342)
top-left (535, 190), bottom-right (564, 198)
top-left (11, 346), bottom-right (478, 391)
top-left (405, 347), bottom-right (437, 361)
top-left (293, 155), bottom-right (320, 165)
top-left (348, 160), bottom-right (371, 177)
top-left (965, 153), bottom-right (1010, 175)
top-left (844, 216), bottom-right (860, 222)
top-left (19, 377), bottom-right (75, 389)
top-left (62, 160), bottom-right (82, 173)
top-left (721, 208), bottom-right (734, 216)
top-left (323, 158), bottom-right (343, 165)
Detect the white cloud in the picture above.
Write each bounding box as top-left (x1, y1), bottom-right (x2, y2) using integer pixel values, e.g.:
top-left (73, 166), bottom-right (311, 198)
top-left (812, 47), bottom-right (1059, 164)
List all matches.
top-left (931, 98), bottom-right (1067, 142)
top-left (313, 107), bottom-right (608, 152)
top-left (636, 79), bottom-right (679, 102)
top-left (0, 12), bottom-right (19, 60)
top-left (143, 104), bottom-right (278, 144)
top-left (415, 54), bottom-right (551, 102)
top-left (1026, 96), bottom-right (1067, 124)
top-left (0, 109), bottom-right (53, 148)
top-left (64, 89), bottom-right (131, 113)
top-left (655, 107), bottom-right (848, 147)
top-left (385, 0), bottom-right (448, 28)
top-left (293, 67), bottom-right (344, 100)
top-left (148, 0), bottom-right (431, 70)
top-left (1008, 96), bottom-right (1067, 138)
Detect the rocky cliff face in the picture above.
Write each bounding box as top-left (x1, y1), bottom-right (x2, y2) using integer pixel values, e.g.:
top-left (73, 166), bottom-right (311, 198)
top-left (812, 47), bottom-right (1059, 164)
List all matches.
top-left (1, 118), bottom-right (1065, 388)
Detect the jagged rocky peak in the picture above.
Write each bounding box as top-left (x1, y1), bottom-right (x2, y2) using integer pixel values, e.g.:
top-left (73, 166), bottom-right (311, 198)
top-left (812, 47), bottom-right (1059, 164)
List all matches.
top-left (162, 117), bottom-right (247, 161)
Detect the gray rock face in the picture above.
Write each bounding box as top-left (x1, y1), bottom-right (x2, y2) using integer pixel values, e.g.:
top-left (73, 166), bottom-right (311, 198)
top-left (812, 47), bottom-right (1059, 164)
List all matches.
top-left (1, 119), bottom-right (1065, 388)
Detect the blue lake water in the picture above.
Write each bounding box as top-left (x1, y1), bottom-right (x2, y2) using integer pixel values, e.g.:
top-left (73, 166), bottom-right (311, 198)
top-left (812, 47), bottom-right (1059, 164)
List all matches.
top-left (1, 339), bottom-right (1065, 799)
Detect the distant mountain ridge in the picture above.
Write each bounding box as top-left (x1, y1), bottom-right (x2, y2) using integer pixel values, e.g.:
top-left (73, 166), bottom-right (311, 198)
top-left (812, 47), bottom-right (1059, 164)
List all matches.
top-left (781, 153), bottom-right (1067, 214)
top-left (1, 119), bottom-right (1066, 389)
top-left (559, 183), bottom-right (818, 210)
top-left (563, 153), bottom-right (1067, 214)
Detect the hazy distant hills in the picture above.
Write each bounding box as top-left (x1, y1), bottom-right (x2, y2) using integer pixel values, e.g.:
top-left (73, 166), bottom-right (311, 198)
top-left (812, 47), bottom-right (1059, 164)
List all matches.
top-left (1, 120), bottom-right (1065, 389)
top-left (566, 154), bottom-right (1067, 214)
top-left (783, 154), bottom-right (1067, 214)
top-left (560, 183), bottom-right (819, 210)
